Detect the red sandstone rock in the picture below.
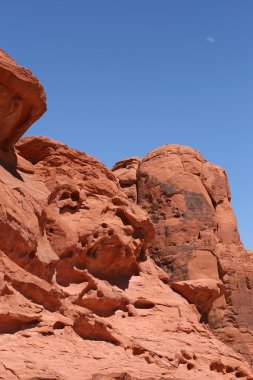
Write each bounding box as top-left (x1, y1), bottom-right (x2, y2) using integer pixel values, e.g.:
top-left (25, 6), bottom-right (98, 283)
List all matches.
top-left (171, 278), bottom-right (225, 319)
top-left (122, 144), bottom-right (253, 367)
top-left (0, 49), bottom-right (46, 150)
top-left (112, 157), bottom-right (141, 202)
top-left (0, 51), bottom-right (253, 379)
top-left (16, 136), bottom-right (154, 284)
top-left (0, 135), bottom-right (251, 379)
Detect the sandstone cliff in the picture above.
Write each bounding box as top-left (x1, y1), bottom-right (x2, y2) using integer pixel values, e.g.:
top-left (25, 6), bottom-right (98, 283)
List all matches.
top-left (0, 49), bottom-right (253, 380)
top-left (113, 145), bottom-right (253, 368)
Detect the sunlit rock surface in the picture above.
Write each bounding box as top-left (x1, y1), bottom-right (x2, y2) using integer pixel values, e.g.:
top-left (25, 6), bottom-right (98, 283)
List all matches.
top-left (0, 49), bottom-right (253, 379)
top-left (116, 144), bottom-right (253, 367)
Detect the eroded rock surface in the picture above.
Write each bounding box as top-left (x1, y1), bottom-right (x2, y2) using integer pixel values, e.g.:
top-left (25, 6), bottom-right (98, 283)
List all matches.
top-left (112, 157), bottom-right (141, 202)
top-left (0, 136), bottom-right (251, 379)
top-left (116, 145), bottom-right (253, 367)
top-left (0, 50), bottom-right (253, 379)
top-left (171, 279), bottom-right (225, 321)
top-left (0, 49), bottom-right (46, 150)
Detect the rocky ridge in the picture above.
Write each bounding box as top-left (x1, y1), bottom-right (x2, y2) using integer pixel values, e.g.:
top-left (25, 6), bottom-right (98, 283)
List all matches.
top-left (0, 49), bottom-right (253, 379)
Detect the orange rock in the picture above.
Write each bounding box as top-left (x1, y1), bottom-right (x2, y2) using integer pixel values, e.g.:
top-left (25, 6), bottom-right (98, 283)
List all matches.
top-left (0, 50), bottom-right (253, 379)
top-left (171, 278), bottom-right (225, 320)
top-left (0, 49), bottom-right (46, 150)
top-left (16, 136), bottom-right (154, 284)
top-left (126, 144), bottom-right (253, 367)
top-left (112, 157), bottom-right (141, 202)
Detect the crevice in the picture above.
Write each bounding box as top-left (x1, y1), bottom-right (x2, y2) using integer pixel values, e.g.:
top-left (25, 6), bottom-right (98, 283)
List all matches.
top-left (2, 363), bottom-right (20, 380)
top-left (116, 209), bottom-right (131, 226)
top-left (119, 183), bottom-right (132, 189)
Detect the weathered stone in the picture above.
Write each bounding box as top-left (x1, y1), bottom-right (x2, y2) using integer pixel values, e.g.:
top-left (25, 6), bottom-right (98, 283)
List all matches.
top-left (128, 144), bottom-right (253, 367)
top-left (0, 49), bottom-right (46, 150)
top-left (171, 278), bottom-right (225, 320)
top-left (112, 157), bottom-right (141, 202)
top-left (0, 51), bottom-right (253, 379)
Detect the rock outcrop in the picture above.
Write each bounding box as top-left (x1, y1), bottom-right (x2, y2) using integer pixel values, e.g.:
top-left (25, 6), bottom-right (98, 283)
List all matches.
top-left (0, 49), bottom-right (253, 379)
top-left (112, 157), bottom-right (141, 202)
top-left (171, 278), bottom-right (225, 320)
top-left (0, 49), bottom-right (46, 151)
top-left (115, 145), bottom-right (253, 367)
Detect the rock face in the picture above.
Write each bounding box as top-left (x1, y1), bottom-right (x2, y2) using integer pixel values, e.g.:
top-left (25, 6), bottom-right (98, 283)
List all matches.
top-left (0, 49), bottom-right (46, 150)
top-left (1, 136), bottom-right (251, 380)
top-left (2, 136), bottom-right (252, 379)
top-left (0, 49), bottom-right (253, 379)
top-left (171, 279), bottom-right (225, 320)
top-left (115, 145), bottom-right (253, 367)
top-left (112, 157), bottom-right (141, 202)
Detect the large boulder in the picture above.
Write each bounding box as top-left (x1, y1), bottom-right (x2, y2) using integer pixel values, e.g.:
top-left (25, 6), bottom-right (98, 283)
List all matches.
top-left (0, 49), bottom-right (46, 150)
top-left (116, 144), bottom-right (253, 367)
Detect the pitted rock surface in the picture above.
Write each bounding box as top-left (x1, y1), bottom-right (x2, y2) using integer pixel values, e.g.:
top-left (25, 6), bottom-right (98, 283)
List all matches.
top-left (0, 49), bottom-right (253, 379)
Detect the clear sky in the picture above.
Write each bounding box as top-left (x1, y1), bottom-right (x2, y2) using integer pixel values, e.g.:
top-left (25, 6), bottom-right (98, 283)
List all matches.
top-left (1, 1), bottom-right (252, 248)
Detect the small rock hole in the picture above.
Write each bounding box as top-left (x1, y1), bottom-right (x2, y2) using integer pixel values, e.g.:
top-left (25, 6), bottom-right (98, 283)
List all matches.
top-left (41, 331), bottom-right (54, 336)
top-left (116, 210), bottom-right (130, 226)
top-left (97, 290), bottom-right (104, 297)
top-left (132, 346), bottom-right (145, 356)
top-left (80, 240), bottom-right (86, 247)
top-left (53, 322), bottom-right (65, 330)
top-left (29, 251), bottom-right (36, 259)
top-left (75, 263), bottom-right (86, 270)
top-left (71, 191), bottom-right (80, 202)
top-left (134, 299), bottom-right (155, 309)
top-left (235, 372), bottom-right (246, 378)
top-left (60, 192), bottom-right (69, 200)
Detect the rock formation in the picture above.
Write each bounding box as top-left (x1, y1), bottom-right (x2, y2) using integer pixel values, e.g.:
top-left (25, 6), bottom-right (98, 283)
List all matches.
top-left (0, 49), bottom-right (46, 151)
top-left (0, 49), bottom-right (253, 379)
top-left (112, 157), bottom-right (141, 202)
top-left (114, 145), bottom-right (253, 367)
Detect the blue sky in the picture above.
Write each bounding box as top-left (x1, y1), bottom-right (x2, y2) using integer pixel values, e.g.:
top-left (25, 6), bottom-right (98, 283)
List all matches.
top-left (1, 1), bottom-right (252, 248)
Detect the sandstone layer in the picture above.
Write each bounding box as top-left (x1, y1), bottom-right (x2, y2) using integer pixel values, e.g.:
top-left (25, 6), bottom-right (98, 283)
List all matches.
top-left (0, 49), bottom-right (253, 380)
